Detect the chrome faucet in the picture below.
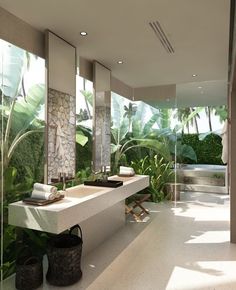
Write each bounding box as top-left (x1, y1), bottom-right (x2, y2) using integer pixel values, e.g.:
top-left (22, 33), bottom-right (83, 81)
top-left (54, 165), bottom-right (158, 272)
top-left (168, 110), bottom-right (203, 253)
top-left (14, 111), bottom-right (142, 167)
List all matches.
top-left (91, 168), bottom-right (102, 181)
top-left (101, 165), bottom-right (108, 181)
top-left (91, 165), bottom-right (110, 182)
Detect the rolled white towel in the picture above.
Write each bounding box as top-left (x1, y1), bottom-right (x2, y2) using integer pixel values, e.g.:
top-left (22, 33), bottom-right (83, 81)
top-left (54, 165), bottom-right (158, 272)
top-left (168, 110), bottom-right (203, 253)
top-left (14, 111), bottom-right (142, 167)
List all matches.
top-left (31, 189), bottom-right (55, 200)
top-left (34, 183), bottom-right (57, 194)
top-left (119, 166), bottom-right (134, 172)
top-left (54, 191), bottom-right (62, 198)
top-left (119, 166), bottom-right (135, 175)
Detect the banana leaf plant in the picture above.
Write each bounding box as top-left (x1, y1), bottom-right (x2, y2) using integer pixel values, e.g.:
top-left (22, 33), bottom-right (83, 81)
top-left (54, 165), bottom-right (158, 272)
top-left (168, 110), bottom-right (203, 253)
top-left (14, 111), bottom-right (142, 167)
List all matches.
top-left (0, 40), bottom-right (46, 279)
top-left (111, 95), bottom-right (172, 173)
top-left (0, 41), bottom-right (45, 195)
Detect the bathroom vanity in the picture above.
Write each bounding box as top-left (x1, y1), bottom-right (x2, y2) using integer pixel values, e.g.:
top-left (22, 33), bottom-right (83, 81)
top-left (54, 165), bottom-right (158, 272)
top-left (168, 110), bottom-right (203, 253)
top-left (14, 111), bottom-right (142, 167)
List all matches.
top-left (9, 175), bottom-right (149, 254)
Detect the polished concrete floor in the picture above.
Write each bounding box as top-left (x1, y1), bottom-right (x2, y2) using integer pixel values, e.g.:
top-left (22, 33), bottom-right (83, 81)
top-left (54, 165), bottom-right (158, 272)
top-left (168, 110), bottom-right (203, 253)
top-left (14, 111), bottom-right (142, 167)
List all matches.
top-left (2, 192), bottom-right (235, 290)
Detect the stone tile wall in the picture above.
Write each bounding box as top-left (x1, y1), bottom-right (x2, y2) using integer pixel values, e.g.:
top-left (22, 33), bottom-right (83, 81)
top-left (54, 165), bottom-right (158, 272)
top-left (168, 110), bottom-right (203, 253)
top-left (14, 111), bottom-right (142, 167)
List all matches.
top-left (47, 88), bottom-right (75, 181)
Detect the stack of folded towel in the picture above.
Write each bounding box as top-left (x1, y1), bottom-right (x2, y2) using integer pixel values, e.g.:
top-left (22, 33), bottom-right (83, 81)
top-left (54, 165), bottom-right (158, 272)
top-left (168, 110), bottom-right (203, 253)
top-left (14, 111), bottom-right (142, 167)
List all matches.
top-left (31, 183), bottom-right (60, 200)
top-left (119, 166), bottom-right (135, 176)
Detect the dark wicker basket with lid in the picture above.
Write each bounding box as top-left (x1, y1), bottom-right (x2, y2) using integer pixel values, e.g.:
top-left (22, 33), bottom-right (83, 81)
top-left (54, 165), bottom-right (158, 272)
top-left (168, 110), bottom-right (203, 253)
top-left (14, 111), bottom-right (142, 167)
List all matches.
top-left (15, 247), bottom-right (43, 290)
top-left (46, 224), bottom-right (83, 286)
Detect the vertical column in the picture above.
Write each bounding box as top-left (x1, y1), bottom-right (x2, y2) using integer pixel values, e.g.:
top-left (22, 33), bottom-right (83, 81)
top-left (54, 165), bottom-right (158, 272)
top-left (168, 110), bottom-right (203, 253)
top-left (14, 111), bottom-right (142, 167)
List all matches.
top-left (229, 0), bottom-right (236, 243)
top-left (230, 60), bottom-right (236, 242)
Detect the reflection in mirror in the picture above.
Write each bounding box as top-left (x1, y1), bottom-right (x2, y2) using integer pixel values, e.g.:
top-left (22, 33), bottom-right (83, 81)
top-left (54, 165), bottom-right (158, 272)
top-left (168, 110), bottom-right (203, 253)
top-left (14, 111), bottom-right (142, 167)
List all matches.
top-left (93, 62), bottom-right (111, 172)
top-left (76, 71), bottom-right (93, 182)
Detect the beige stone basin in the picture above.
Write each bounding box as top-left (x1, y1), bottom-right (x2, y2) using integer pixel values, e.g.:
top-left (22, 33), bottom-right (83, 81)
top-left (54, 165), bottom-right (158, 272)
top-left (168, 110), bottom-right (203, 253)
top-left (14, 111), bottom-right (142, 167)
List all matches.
top-left (66, 186), bottom-right (105, 198)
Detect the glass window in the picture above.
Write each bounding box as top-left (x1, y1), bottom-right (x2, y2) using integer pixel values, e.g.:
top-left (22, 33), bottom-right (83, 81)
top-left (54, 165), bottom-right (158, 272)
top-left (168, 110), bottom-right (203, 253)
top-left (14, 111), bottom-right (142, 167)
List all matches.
top-left (0, 39), bottom-right (45, 280)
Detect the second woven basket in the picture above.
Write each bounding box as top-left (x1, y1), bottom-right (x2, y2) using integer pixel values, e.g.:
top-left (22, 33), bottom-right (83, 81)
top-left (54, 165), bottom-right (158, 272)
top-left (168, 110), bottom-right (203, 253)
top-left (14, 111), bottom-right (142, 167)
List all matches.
top-left (46, 224), bottom-right (83, 286)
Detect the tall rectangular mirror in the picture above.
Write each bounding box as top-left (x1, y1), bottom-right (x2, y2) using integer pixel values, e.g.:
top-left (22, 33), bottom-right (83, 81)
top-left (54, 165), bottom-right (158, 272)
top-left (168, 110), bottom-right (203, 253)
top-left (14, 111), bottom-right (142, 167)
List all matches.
top-left (93, 62), bottom-right (111, 172)
top-left (45, 30), bottom-right (76, 183)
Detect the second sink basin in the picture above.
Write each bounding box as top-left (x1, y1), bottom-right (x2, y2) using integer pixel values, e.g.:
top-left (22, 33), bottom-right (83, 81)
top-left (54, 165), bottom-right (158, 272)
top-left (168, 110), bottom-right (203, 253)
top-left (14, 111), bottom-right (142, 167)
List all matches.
top-left (66, 186), bottom-right (104, 198)
top-left (84, 179), bottom-right (123, 188)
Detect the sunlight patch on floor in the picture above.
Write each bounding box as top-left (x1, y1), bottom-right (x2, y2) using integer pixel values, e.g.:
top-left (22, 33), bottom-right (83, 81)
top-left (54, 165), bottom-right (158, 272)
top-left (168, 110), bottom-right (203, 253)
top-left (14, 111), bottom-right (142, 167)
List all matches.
top-left (186, 231), bottom-right (230, 244)
top-left (172, 206), bottom-right (229, 222)
top-left (166, 261), bottom-right (236, 290)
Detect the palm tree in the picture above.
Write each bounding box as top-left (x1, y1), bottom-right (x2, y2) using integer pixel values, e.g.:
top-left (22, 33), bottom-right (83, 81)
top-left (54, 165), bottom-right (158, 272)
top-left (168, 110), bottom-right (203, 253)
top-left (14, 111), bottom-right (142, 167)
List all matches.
top-left (205, 106), bottom-right (212, 132)
top-left (123, 102), bottom-right (137, 132)
top-left (176, 107), bottom-right (203, 134)
top-left (176, 108), bottom-right (192, 133)
top-left (80, 90), bottom-right (93, 119)
top-left (191, 108), bottom-right (200, 134)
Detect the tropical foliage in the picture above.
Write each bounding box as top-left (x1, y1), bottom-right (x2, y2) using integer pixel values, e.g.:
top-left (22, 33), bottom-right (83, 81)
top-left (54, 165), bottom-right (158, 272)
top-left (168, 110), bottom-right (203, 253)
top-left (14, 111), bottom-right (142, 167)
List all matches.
top-left (175, 105), bottom-right (227, 134)
top-left (0, 40), bottom-right (45, 279)
top-left (181, 133), bottom-right (223, 164)
top-left (131, 156), bottom-right (174, 202)
top-left (110, 94), bottom-right (198, 200)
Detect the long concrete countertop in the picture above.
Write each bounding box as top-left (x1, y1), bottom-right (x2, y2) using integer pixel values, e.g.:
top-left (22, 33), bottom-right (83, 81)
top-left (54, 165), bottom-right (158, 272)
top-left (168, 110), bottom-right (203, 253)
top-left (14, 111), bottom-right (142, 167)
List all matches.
top-left (8, 175), bottom-right (149, 234)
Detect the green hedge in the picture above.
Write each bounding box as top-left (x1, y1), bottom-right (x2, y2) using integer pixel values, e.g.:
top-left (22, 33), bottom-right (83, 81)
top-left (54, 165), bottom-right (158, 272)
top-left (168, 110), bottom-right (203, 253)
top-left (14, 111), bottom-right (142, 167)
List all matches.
top-left (10, 126), bottom-right (93, 184)
top-left (10, 131), bottom-right (45, 184)
top-left (181, 133), bottom-right (223, 165)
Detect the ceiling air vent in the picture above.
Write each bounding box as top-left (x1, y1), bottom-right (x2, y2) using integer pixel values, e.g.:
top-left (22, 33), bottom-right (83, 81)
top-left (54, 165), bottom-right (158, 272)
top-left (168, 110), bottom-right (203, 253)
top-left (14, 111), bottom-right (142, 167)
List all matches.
top-left (149, 21), bottom-right (174, 54)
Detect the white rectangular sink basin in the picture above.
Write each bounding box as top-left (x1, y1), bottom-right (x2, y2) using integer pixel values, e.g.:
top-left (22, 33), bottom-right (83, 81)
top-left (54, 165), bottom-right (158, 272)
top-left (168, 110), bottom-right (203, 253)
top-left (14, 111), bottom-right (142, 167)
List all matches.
top-left (9, 175), bottom-right (149, 234)
top-left (66, 186), bottom-right (105, 198)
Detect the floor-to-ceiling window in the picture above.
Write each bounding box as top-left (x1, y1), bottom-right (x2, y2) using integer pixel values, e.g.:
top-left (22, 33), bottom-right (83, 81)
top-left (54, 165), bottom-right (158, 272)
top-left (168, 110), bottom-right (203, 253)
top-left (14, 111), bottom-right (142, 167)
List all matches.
top-left (0, 39), bottom-right (45, 280)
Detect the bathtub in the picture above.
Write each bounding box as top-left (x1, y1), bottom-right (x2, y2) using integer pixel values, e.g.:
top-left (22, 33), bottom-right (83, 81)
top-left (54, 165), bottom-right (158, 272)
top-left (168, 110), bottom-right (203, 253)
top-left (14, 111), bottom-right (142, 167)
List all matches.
top-left (181, 164), bottom-right (226, 172)
top-left (177, 164), bottom-right (228, 194)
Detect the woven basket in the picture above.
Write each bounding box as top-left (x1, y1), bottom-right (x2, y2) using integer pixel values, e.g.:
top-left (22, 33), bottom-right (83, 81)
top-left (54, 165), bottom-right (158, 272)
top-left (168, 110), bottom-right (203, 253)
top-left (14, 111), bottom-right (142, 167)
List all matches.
top-left (15, 247), bottom-right (43, 290)
top-left (46, 224), bottom-right (83, 286)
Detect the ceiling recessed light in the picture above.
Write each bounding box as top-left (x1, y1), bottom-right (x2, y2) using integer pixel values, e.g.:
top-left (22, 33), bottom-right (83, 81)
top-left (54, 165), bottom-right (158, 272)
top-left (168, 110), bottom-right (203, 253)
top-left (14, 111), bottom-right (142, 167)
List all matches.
top-left (117, 60), bottom-right (123, 64)
top-left (192, 74), bottom-right (197, 77)
top-left (198, 86), bottom-right (202, 89)
top-left (80, 31), bottom-right (87, 36)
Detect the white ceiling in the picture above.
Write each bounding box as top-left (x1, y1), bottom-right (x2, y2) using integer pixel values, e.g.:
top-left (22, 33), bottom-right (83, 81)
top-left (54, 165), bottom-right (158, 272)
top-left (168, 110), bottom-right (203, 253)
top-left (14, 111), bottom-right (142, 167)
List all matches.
top-left (145, 80), bottom-right (228, 108)
top-left (0, 0), bottom-right (231, 105)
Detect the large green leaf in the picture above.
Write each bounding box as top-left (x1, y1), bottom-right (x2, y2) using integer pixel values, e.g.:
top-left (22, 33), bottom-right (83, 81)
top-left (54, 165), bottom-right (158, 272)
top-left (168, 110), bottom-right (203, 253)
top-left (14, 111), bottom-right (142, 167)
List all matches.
top-left (159, 108), bottom-right (171, 129)
top-left (76, 131), bottom-right (88, 146)
top-left (176, 143), bottom-right (197, 162)
top-left (80, 90), bottom-right (93, 106)
top-left (132, 102), bottom-right (151, 137)
top-left (126, 138), bottom-right (171, 161)
top-left (111, 93), bottom-right (125, 129)
top-left (143, 113), bottom-right (159, 136)
top-left (11, 83), bottom-right (45, 135)
top-left (0, 41), bottom-right (26, 98)
top-left (111, 118), bottom-right (129, 145)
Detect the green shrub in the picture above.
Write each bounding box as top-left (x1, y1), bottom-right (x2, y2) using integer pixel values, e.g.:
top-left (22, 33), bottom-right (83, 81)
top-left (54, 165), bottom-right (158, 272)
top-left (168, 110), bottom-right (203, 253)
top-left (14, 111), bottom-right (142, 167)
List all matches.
top-left (9, 131), bottom-right (44, 185)
top-left (181, 133), bottom-right (223, 165)
top-left (131, 155), bottom-right (174, 202)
